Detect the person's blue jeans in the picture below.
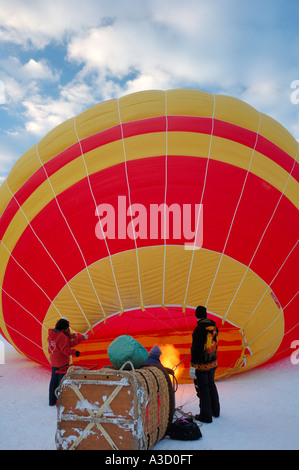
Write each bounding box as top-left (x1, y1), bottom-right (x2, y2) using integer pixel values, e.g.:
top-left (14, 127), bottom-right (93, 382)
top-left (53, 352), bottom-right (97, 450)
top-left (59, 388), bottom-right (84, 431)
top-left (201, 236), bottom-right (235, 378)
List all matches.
top-left (49, 365), bottom-right (68, 406)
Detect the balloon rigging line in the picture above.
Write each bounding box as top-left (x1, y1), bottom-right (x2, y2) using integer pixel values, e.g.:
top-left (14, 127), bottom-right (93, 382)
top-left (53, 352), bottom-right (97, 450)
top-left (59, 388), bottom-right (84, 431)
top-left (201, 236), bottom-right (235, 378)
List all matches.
top-left (183, 94), bottom-right (216, 310)
top-left (251, 332), bottom-right (284, 357)
top-left (0, 285), bottom-right (47, 331)
top-left (223, 150), bottom-right (298, 326)
top-left (162, 91), bottom-right (169, 310)
top-left (246, 288), bottom-right (298, 349)
top-left (73, 117), bottom-right (124, 318)
top-left (5, 178), bottom-right (93, 335)
top-left (35, 144), bottom-right (95, 329)
top-left (74, 116), bottom-right (120, 317)
top-left (229, 314), bottom-right (299, 374)
top-left (143, 305), bottom-right (188, 334)
top-left (94, 303), bottom-right (186, 337)
top-left (0, 317), bottom-right (50, 367)
top-left (160, 92), bottom-right (190, 331)
top-left (206, 112), bottom-right (262, 311)
top-left (0, 239), bottom-right (62, 319)
top-left (117, 98), bottom-right (144, 312)
top-left (224, 241), bottom-right (298, 361)
top-left (277, 315), bottom-right (299, 341)
top-left (249, 312), bottom-right (284, 349)
top-left (272, 342), bottom-right (298, 360)
top-left (241, 239), bottom-right (298, 332)
top-left (282, 289), bottom-right (299, 311)
top-left (234, 330), bottom-right (295, 374)
top-left (1, 92), bottom-right (297, 374)
top-left (160, 93), bottom-right (188, 331)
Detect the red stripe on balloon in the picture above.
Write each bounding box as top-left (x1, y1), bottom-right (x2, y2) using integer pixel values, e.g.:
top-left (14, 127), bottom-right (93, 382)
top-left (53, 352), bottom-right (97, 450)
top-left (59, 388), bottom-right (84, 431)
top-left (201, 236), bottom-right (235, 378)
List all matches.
top-left (1, 116), bottom-right (298, 242)
top-left (2, 156), bottom-right (297, 363)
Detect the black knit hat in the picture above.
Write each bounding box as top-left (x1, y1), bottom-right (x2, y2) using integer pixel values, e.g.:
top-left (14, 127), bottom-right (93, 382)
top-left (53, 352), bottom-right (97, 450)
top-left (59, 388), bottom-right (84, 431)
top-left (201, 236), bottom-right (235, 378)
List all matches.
top-left (195, 306), bottom-right (207, 319)
top-left (55, 318), bottom-right (70, 331)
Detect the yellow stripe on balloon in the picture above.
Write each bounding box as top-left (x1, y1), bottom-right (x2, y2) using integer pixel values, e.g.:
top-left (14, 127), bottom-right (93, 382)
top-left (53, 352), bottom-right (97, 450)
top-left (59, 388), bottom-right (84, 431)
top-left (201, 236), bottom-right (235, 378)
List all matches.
top-left (41, 245), bottom-right (283, 372)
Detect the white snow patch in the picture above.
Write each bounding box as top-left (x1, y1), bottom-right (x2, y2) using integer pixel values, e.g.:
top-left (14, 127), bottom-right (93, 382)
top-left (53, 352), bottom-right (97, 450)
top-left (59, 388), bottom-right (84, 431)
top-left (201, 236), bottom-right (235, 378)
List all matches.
top-left (0, 339), bottom-right (298, 450)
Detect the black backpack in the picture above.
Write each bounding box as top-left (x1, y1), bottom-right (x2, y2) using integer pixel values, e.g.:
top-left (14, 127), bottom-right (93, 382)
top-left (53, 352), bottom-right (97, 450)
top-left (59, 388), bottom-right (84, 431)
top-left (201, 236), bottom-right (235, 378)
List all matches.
top-left (167, 417), bottom-right (202, 441)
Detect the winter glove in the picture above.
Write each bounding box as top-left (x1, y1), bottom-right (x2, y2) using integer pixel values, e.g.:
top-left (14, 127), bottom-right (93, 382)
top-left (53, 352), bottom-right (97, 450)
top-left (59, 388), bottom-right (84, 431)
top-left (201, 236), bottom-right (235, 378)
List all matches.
top-left (75, 350), bottom-right (80, 357)
top-left (189, 366), bottom-right (196, 380)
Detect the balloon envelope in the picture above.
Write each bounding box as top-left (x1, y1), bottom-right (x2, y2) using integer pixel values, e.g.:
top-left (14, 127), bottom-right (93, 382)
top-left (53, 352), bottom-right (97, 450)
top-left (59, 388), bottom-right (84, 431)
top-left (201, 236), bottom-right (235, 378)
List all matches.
top-left (0, 89), bottom-right (298, 382)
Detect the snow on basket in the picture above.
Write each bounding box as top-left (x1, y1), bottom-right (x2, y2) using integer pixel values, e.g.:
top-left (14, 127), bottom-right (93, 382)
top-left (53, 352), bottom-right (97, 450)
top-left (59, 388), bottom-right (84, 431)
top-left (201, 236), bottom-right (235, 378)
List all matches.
top-left (55, 363), bottom-right (175, 450)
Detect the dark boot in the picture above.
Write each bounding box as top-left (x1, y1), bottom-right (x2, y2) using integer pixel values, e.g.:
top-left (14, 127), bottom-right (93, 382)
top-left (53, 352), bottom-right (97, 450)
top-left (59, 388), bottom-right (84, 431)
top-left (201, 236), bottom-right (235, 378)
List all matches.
top-left (195, 413), bottom-right (212, 423)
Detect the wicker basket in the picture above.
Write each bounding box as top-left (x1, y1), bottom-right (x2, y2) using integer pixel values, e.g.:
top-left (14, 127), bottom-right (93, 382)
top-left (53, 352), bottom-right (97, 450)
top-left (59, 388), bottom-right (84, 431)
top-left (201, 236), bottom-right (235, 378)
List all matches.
top-left (56, 363), bottom-right (174, 450)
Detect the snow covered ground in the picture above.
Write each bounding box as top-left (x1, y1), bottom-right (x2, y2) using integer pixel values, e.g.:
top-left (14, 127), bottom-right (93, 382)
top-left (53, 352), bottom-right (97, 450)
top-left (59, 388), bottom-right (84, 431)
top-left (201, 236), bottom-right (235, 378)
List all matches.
top-left (0, 338), bottom-right (298, 451)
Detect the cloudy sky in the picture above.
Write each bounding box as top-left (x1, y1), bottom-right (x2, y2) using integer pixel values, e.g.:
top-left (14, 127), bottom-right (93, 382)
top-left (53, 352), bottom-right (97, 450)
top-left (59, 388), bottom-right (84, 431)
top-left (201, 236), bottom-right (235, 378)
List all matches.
top-left (0, 0), bottom-right (299, 182)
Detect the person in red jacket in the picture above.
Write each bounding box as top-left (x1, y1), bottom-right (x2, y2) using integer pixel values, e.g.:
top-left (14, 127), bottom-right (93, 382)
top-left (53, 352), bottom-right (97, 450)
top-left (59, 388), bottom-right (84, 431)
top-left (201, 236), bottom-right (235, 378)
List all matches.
top-left (48, 318), bottom-right (87, 406)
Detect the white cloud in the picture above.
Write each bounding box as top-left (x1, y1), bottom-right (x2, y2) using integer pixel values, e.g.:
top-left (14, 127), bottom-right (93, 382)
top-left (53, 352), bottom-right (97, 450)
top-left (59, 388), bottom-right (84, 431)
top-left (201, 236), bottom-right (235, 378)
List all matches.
top-left (23, 97), bottom-right (75, 135)
top-left (66, 17), bottom-right (219, 97)
top-left (64, 0), bottom-right (298, 105)
top-left (124, 70), bottom-right (173, 96)
top-left (23, 59), bottom-right (60, 81)
top-left (17, 57), bottom-right (58, 82)
top-left (22, 80), bottom-right (97, 136)
top-left (0, 146), bottom-right (18, 176)
top-left (1, 1), bottom-right (298, 106)
top-left (0, 0), bottom-right (98, 48)
top-left (0, 80), bottom-right (5, 104)
top-left (0, 56), bottom-right (59, 108)
top-left (0, 0), bottom-right (140, 48)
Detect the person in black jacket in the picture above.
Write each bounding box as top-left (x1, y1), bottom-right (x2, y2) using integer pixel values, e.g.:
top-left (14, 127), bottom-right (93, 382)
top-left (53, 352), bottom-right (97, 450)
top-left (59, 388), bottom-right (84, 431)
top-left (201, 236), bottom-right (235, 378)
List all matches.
top-left (190, 306), bottom-right (220, 423)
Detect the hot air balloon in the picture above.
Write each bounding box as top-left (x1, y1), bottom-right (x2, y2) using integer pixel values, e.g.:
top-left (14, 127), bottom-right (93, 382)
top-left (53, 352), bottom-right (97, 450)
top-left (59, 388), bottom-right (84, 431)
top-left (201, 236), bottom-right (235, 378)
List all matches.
top-left (0, 89), bottom-right (298, 383)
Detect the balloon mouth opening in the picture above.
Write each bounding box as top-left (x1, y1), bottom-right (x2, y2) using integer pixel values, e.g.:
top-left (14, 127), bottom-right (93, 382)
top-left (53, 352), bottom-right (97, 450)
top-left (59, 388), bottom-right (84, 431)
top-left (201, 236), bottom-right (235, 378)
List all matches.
top-left (73, 306), bottom-right (249, 382)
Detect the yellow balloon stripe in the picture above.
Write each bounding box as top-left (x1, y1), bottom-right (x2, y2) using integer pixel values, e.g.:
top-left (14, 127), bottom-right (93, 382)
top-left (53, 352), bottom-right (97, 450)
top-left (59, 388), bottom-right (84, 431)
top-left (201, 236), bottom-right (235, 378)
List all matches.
top-left (1, 89), bottom-right (297, 217)
top-left (0, 89), bottom-right (296, 367)
top-left (41, 246), bottom-right (283, 372)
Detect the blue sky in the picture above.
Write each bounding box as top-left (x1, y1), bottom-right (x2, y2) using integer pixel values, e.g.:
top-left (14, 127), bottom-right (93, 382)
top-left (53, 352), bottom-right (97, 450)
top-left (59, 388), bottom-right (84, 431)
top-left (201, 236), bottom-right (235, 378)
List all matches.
top-left (0, 0), bottom-right (299, 182)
